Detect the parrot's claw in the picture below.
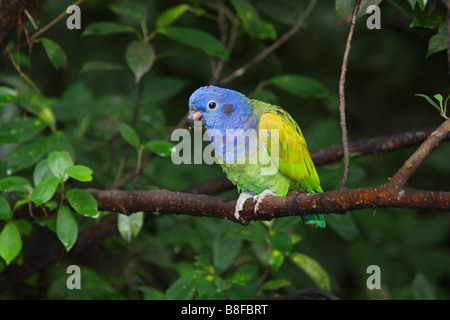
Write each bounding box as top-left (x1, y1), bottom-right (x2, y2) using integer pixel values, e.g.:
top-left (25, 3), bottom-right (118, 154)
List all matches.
top-left (254, 189), bottom-right (278, 214)
top-left (235, 192), bottom-right (255, 221)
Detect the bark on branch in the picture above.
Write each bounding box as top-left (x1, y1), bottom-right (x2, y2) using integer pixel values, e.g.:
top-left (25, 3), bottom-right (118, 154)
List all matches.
top-left (89, 186), bottom-right (450, 226)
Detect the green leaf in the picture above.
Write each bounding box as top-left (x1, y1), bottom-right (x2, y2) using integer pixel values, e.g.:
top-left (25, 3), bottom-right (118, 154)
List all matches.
top-left (117, 211), bottom-right (144, 243)
top-left (142, 77), bottom-right (189, 103)
top-left (108, 2), bottom-right (148, 24)
top-left (31, 176), bottom-right (60, 207)
top-left (0, 176), bottom-right (32, 194)
top-left (0, 118), bottom-right (46, 145)
top-left (426, 22), bottom-right (448, 58)
top-left (158, 27), bottom-right (229, 60)
top-left (273, 216), bottom-right (301, 230)
top-left (47, 132), bottom-right (75, 160)
top-left (145, 140), bottom-right (175, 157)
top-left (325, 214), bottom-right (360, 241)
top-left (412, 272), bottom-right (435, 300)
top-left (65, 165), bottom-right (93, 182)
top-left (0, 86), bottom-right (18, 105)
top-left (230, 0), bottom-right (262, 38)
top-left (0, 222), bottom-right (22, 265)
top-left (197, 275), bottom-right (217, 300)
top-left (80, 61), bottom-right (125, 73)
top-left (270, 74), bottom-right (329, 99)
top-left (434, 94), bottom-right (443, 102)
top-left (47, 151), bottom-right (73, 180)
top-left (0, 196), bottom-right (11, 221)
top-left (34, 216), bottom-right (56, 233)
top-left (65, 188), bottom-right (98, 218)
top-left (290, 252), bottom-right (331, 290)
top-left (166, 271), bottom-right (201, 300)
top-left (417, 0), bottom-right (428, 11)
top-left (213, 237), bottom-right (243, 273)
top-left (13, 219), bottom-right (32, 237)
top-left (258, 19), bottom-right (277, 41)
top-left (7, 137), bottom-right (48, 173)
top-left (260, 278), bottom-right (291, 291)
top-left (410, 7), bottom-right (445, 29)
top-left (252, 88), bottom-right (278, 105)
top-left (138, 286), bottom-right (166, 300)
top-left (408, 0), bottom-right (417, 9)
top-left (125, 41), bottom-right (155, 83)
top-left (268, 249), bottom-right (284, 271)
top-left (118, 122), bottom-right (141, 148)
top-left (17, 91), bottom-right (57, 132)
top-left (155, 4), bottom-right (190, 29)
top-left (228, 264), bottom-right (258, 286)
top-left (40, 38), bottom-right (68, 70)
top-left (82, 22), bottom-right (136, 37)
top-left (269, 230), bottom-right (293, 253)
top-left (33, 159), bottom-right (53, 186)
top-left (194, 255), bottom-right (215, 274)
top-left (53, 81), bottom-right (96, 121)
top-left (56, 206), bottom-right (78, 252)
top-left (415, 94), bottom-right (441, 111)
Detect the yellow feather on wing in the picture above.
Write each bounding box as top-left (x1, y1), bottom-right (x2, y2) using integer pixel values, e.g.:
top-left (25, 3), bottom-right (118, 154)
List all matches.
top-left (258, 109), bottom-right (321, 192)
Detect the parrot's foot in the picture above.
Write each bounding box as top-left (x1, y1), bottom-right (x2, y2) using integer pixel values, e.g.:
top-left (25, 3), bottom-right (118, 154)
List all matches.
top-left (254, 189), bottom-right (278, 214)
top-left (235, 192), bottom-right (255, 221)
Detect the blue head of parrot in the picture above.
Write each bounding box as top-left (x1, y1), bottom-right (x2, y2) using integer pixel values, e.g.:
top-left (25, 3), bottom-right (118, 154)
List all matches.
top-left (188, 86), bottom-right (256, 135)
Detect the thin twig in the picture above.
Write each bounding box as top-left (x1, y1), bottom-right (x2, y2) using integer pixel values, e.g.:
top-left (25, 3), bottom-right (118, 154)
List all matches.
top-left (6, 48), bottom-right (40, 93)
top-left (218, 0), bottom-right (317, 85)
top-left (447, 0), bottom-right (450, 82)
top-left (211, 15), bottom-right (240, 84)
top-left (338, 0), bottom-right (361, 189)
top-left (388, 118), bottom-right (450, 187)
top-left (131, 78), bottom-right (144, 127)
top-left (386, 0), bottom-right (411, 21)
top-left (251, 264), bottom-right (272, 300)
top-left (16, 0), bottom-right (85, 51)
top-left (217, 0), bottom-right (227, 45)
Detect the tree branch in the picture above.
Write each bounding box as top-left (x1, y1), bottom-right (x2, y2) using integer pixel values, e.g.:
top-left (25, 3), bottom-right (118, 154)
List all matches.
top-left (388, 118), bottom-right (450, 187)
top-left (89, 187), bottom-right (450, 226)
top-left (338, 0), bottom-right (361, 189)
top-left (310, 126), bottom-right (447, 166)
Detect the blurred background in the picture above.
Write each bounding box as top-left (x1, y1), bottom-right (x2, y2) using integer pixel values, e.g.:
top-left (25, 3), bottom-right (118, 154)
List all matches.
top-left (0, 0), bottom-right (449, 299)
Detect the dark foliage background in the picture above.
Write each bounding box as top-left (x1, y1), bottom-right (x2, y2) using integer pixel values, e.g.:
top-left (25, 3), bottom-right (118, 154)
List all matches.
top-left (0, 0), bottom-right (449, 299)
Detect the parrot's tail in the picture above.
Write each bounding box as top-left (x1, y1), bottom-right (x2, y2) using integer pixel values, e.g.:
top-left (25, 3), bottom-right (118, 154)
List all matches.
top-left (287, 190), bottom-right (326, 228)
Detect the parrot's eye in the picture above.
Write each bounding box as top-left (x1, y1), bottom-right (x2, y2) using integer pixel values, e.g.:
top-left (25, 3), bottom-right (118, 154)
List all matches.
top-left (206, 101), bottom-right (218, 112)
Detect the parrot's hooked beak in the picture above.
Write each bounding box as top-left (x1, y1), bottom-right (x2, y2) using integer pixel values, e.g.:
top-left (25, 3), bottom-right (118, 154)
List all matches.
top-left (188, 106), bottom-right (206, 129)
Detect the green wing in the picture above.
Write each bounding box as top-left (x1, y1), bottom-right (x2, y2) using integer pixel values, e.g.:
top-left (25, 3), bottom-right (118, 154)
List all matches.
top-left (258, 106), bottom-right (321, 193)
top-left (256, 102), bottom-right (325, 228)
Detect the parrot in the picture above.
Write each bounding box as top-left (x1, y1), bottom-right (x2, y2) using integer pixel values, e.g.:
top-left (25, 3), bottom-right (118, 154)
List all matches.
top-left (187, 85), bottom-right (325, 228)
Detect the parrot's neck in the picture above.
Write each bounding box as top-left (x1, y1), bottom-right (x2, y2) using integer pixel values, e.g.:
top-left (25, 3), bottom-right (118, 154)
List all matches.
top-left (207, 113), bottom-right (260, 164)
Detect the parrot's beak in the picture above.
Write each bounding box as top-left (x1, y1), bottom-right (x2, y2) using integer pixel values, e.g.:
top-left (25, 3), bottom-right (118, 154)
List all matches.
top-left (188, 106), bottom-right (206, 129)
